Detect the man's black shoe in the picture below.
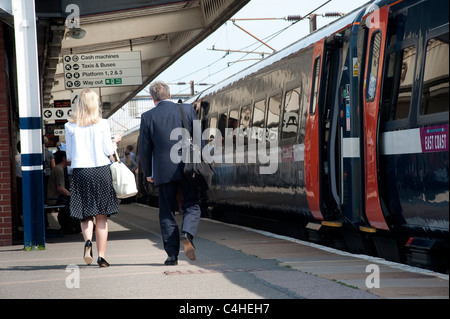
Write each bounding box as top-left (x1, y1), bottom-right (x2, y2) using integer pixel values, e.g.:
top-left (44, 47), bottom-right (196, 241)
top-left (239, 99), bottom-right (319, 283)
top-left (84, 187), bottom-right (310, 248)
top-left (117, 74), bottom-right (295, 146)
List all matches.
top-left (181, 231), bottom-right (196, 261)
top-left (164, 255), bottom-right (178, 265)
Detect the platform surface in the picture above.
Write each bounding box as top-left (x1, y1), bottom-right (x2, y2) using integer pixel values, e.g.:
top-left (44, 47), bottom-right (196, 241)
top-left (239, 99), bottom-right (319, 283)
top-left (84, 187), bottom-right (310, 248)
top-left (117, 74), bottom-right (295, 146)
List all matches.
top-left (0, 203), bottom-right (448, 300)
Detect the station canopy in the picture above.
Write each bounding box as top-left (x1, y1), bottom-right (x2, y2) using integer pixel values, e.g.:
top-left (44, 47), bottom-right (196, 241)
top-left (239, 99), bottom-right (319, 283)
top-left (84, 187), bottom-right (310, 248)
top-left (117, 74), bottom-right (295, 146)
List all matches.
top-left (32, 0), bottom-right (250, 118)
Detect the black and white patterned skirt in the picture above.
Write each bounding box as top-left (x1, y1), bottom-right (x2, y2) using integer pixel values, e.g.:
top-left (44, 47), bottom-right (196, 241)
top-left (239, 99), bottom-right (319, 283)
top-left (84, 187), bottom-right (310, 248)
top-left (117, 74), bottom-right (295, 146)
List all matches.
top-left (70, 165), bottom-right (118, 220)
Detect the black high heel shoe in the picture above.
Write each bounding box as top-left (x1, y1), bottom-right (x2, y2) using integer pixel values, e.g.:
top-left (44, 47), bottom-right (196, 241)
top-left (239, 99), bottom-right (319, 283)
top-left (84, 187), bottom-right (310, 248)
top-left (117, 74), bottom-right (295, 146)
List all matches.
top-left (97, 257), bottom-right (110, 268)
top-left (83, 240), bottom-right (93, 265)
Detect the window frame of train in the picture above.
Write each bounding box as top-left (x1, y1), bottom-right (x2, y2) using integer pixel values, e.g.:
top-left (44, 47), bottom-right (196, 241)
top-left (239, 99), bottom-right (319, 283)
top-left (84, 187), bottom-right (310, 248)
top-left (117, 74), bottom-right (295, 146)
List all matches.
top-left (394, 43), bottom-right (415, 121)
top-left (199, 101), bottom-right (210, 132)
top-left (379, 8), bottom-right (418, 131)
top-left (208, 114), bottom-right (218, 141)
top-left (381, 23), bottom-right (449, 130)
top-left (228, 108), bottom-right (239, 150)
top-left (417, 29), bottom-right (449, 126)
top-left (251, 95), bottom-right (267, 143)
top-left (366, 30), bottom-right (382, 103)
top-left (238, 102), bottom-right (252, 147)
top-left (228, 108), bottom-right (239, 130)
top-left (218, 111), bottom-right (228, 148)
top-left (266, 89), bottom-right (283, 147)
top-left (204, 114), bottom-right (218, 160)
top-left (192, 100), bottom-right (202, 121)
top-left (280, 82), bottom-right (302, 145)
top-left (310, 56), bottom-right (321, 115)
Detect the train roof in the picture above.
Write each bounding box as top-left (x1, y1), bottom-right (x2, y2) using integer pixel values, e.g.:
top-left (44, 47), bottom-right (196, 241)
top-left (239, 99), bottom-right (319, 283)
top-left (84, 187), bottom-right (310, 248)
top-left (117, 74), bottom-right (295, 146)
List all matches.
top-left (194, 1), bottom-right (372, 101)
top-left (121, 123), bottom-right (141, 138)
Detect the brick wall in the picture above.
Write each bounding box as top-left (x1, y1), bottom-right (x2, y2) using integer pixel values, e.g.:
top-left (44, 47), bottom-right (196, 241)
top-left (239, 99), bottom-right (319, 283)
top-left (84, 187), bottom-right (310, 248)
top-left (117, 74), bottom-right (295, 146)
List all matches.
top-left (0, 22), bottom-right (13, 246)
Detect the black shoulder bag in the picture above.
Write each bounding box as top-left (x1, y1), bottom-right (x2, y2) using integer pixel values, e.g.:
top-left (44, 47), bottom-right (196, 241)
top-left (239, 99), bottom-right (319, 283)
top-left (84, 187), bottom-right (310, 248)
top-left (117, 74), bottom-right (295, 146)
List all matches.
top-left (177, 102), bottom-right (215, 193)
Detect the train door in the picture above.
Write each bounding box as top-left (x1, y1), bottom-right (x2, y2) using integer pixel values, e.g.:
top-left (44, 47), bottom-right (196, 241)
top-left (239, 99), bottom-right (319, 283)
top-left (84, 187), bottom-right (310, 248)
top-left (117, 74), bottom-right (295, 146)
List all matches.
top-left (305, 36), bottom-right (343, 221)
top-left (361, 6), bottom-right (390, 230)
top-left (321, 34), bottom-right (344, 221)
top-left (305, 39), bottom-right (325, 220)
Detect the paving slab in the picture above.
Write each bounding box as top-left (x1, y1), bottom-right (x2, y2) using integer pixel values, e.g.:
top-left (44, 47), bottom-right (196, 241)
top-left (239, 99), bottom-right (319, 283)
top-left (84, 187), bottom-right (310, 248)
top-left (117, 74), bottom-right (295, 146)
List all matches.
top-left (0, 203), bottom-right (447, 301)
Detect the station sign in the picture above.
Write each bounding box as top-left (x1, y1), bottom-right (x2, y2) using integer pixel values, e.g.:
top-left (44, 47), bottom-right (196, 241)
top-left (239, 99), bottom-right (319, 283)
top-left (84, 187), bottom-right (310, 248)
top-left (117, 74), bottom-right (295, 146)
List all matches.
top-left (54, 129), bottom-right (65, 136)
top-left (63, 52), bottom-right (143, 89)
top-left (43, 107), bottom-right (72, 121)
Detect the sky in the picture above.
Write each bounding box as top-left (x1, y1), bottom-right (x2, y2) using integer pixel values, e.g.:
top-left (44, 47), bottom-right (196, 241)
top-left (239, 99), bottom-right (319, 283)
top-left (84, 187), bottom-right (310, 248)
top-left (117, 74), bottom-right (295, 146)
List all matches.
top-left (153, 0), bottom-right (370, 97)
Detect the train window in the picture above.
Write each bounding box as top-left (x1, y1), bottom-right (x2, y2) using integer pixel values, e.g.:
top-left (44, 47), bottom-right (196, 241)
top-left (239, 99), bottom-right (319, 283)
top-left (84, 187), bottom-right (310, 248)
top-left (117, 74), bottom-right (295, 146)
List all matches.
top-left (366, 31), bottom-right (382, 102)
top-left (218, 113), bottom-right (227, 146)
top-left (209, 116), bottom-right (218, 131)
top-left (200, 101), bottom-right (210, 131)
top-left (239, 105), bottom-right (251, 130)
top-left (267, 93), bottom-right (282, 144)
top-left (310, 57), bottom-right (321, 115)
top-left (228, 109), bottom-right (239, 148)
top-left (420, 35), bottom-right (449, 115)
top-left (252, 100), bottom-right (265, 128)
top-left (395, 45), bottom-right (415, 119)
top-left (228, 109), bottom-right (239, 130)
top-left (206, 116), bottom-right (218, 156)
top-left (193, 101), bottom-right (201, 119)
top-left (381, 52), bottom-right (397, 122)
top-left (252, 100), bottom-right (266, 142)
top-left (282, 87), bottom-right (301, 140)
top-left (381, 45), bottom-right (416, 122)
top-left (267, 93), bottom-right (282, 129)
top-left (239, 105), bottom-right (252, 146)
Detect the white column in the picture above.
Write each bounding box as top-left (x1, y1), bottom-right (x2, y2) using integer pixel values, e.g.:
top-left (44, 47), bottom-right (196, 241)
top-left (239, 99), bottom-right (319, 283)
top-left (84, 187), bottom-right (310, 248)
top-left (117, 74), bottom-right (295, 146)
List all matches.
top-left (12, 0), bottom-right (45, 250)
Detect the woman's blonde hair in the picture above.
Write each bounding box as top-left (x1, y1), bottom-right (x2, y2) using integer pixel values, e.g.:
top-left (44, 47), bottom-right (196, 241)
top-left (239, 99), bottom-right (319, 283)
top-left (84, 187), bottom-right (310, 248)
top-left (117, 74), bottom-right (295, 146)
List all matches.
top-left (69, 89), bottom-right (101, 126)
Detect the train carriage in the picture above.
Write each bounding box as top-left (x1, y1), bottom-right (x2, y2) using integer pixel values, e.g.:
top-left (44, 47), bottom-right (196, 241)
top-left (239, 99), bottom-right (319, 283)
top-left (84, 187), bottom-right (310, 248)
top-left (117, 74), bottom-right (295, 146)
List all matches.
top-left (189, 0), bottom-right (448, 270)
top-left (125, 0), bottom-right (448, 271)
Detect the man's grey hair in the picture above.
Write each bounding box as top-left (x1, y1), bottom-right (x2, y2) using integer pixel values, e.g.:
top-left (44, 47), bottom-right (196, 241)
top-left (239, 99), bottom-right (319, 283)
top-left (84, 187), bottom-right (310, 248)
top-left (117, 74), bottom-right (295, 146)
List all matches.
top-left (149, 80), bottom-right (171, 102)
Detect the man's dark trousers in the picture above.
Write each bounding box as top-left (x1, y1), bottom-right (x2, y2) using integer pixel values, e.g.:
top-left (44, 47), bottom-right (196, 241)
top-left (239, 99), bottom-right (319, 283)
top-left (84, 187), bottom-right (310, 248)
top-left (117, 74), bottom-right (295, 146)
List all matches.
top-left (158, 176), bottom-right (201, 257)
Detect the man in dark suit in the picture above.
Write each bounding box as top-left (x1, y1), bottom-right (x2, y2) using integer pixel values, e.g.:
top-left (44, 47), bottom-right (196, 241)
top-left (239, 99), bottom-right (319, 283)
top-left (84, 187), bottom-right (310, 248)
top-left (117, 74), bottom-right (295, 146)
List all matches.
top-left (139, 80), bottom-right (201, 265)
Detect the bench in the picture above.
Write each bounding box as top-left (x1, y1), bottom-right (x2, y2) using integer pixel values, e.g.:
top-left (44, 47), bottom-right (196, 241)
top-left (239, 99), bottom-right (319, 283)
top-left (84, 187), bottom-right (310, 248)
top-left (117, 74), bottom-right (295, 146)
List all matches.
top-left (44, 197), bottom-right (67, 212)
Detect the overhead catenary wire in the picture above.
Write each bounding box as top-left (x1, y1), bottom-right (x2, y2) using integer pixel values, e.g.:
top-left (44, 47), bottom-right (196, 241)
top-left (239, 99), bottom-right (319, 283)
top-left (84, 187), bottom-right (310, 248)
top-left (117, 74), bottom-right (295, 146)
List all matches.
top-left (174, 22), bottom-right (295, 93)
top-left (170, 20), bottom-right (290, 87)
top-left (172, 0), bottom-right (335, 94)
top-left (202, 2), bottom-right (337, 78)
top-left (172, 16), bottom-right (294, 86)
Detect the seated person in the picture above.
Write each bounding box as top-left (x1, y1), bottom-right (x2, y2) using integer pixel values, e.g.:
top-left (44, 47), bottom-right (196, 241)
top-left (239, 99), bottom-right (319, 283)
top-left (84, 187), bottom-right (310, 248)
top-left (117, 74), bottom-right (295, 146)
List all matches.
top-left (121, 145), bottom-right (137, 173)
top-left (47, 150), bottom-right (70, 205)
top-left (47, 151), bottom-right (80, 234)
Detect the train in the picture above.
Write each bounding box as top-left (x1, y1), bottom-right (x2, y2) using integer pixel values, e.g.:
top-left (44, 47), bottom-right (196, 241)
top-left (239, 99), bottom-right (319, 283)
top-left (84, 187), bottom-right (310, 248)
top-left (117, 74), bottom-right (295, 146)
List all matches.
top-left (118, 0), bottom-right (449, 272)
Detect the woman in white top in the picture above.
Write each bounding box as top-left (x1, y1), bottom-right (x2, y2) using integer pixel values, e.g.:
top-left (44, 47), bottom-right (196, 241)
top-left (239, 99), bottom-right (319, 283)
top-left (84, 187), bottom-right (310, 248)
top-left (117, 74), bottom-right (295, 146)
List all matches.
top-left (65, 89), bottom-right (121, 267)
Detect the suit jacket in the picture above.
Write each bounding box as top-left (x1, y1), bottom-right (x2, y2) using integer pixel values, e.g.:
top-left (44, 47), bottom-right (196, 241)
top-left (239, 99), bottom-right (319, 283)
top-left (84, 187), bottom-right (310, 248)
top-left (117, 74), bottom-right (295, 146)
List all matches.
top-left (139, 100), bottom-right (200, 186)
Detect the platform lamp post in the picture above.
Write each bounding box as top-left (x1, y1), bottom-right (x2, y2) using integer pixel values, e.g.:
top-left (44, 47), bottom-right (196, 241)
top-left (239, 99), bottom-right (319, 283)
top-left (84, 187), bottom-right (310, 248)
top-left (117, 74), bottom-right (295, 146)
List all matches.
top-left (12, 0), bottom-right (45, 250)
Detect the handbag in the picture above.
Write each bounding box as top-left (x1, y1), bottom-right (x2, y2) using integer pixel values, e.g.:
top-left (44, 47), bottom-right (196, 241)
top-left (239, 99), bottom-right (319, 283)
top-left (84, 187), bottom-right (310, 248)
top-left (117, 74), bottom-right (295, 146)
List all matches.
top-left (177, 102), bottom-right (215, 193)
top-left (110, 150), bottom-right (138, 198)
